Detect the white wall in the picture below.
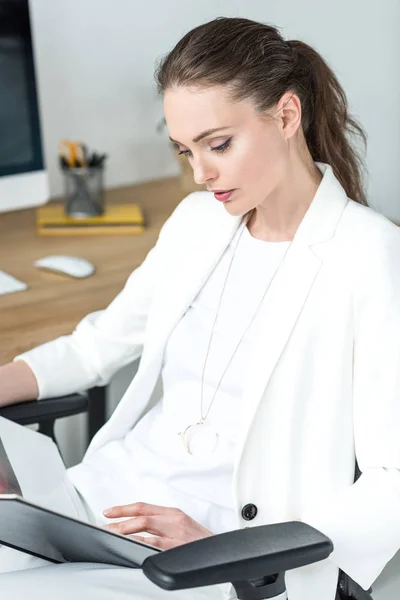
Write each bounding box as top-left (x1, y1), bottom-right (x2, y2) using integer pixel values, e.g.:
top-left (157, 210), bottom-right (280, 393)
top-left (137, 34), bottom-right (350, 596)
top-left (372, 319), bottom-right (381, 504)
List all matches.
top-left (30, 0), bottom-right (400, 220)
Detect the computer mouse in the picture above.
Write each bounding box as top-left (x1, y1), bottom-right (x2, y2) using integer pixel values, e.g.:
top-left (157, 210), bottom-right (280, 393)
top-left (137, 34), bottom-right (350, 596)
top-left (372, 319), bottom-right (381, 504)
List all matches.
top-left (34, 255), bottom-right (95, 279)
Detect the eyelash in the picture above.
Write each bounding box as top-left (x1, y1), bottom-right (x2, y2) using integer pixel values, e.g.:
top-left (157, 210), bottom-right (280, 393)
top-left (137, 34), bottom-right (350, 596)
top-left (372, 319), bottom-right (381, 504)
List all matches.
top-left (177, 137), bottom-right (232, 158)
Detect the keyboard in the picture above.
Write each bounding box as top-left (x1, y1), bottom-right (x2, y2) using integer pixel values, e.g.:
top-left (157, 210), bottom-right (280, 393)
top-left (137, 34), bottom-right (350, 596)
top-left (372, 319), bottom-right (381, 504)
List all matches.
top-left (0, 270), bottom-right (28, 295)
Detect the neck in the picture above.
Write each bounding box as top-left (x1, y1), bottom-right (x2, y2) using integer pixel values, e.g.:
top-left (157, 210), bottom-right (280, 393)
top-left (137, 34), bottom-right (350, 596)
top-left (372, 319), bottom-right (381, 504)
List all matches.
top-left (247, 158), bottom-right (322, 242)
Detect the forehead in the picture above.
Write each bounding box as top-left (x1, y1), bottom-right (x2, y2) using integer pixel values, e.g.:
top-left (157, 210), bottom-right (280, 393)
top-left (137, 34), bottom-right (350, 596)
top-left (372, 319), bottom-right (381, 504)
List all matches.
top-left (164, 85), bottom-right (256, 140)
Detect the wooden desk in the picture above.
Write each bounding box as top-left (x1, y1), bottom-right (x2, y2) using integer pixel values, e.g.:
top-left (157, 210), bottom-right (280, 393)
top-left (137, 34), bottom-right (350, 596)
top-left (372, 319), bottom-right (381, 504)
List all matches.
top-left (0, 176), bottom-right (185, 437)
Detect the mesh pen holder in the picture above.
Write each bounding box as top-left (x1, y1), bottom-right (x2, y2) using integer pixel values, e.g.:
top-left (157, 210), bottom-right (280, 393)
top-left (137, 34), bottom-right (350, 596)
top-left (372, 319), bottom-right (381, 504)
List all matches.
top-left (63, 165), bottom-right (105, 218)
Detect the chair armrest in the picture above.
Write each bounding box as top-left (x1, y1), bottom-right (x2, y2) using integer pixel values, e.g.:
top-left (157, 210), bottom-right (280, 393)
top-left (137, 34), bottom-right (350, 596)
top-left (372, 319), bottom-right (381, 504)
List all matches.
top-left (0, 392), bottom-right (89, 426)
top-left (142, 521), bottom-right (333, 596)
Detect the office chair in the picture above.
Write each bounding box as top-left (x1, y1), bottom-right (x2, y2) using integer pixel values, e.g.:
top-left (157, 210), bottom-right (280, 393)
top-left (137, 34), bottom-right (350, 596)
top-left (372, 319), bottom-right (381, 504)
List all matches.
top-left (0, 395), bottom-right (373, 600)
top-left (0, 392), bottom-right (89, 448)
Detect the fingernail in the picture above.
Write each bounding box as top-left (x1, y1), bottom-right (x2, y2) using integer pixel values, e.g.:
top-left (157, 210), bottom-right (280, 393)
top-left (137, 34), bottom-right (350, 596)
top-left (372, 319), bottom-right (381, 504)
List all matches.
top-left (103, 508), bottom-right (113, 516)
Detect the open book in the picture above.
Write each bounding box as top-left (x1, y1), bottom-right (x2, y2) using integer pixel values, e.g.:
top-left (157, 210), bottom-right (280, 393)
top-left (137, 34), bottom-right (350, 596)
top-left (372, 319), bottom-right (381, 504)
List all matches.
top-left (0, 416), bottom-right (160, 567)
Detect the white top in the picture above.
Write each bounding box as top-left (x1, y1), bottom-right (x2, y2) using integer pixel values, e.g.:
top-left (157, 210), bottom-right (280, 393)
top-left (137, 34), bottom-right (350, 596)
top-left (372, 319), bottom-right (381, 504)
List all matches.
top-left (69, 223), bottom-right (291, 533)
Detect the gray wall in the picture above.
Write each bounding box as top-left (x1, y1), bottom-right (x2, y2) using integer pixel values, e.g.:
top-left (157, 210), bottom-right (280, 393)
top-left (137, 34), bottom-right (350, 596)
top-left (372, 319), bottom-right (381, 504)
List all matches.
top-left (30, 0), bottom-right (400, 220)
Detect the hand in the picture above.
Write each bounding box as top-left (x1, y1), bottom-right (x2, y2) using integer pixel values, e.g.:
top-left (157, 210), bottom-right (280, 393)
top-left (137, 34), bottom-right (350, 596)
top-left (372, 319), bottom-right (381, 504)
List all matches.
top-left (103, 502), bottom-right (214, 550)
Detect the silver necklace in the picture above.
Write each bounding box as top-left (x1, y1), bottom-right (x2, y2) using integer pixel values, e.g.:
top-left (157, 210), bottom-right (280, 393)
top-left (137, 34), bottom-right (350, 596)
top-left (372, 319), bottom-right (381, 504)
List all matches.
top-left (178, 209), bottom-right (293, 455)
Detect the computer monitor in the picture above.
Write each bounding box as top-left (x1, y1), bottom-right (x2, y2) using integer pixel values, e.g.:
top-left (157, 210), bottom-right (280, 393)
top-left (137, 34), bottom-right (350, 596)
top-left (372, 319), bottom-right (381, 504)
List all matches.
top-left (0, 0), bottom-right (48, 213)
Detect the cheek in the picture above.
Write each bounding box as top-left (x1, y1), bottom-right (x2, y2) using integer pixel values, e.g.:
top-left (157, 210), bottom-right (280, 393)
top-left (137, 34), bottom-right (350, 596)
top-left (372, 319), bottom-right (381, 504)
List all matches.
top-left (232, 132), bottom-right (286, 189)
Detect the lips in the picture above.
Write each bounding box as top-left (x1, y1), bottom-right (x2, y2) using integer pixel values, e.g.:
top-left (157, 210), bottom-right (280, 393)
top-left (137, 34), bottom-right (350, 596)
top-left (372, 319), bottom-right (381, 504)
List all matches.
top-left (213, 189), bottom-right (235, 202)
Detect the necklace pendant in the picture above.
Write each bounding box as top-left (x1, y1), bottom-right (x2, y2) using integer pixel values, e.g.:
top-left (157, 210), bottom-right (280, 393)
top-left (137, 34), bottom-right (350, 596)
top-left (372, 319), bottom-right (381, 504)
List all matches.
top-left (179, 421), bottom-right (219, 456)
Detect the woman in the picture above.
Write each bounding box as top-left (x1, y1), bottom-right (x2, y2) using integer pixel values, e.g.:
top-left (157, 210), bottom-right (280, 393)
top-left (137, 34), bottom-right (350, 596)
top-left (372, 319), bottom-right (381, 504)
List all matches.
top-left (0, 16), bottom-right (399, 600)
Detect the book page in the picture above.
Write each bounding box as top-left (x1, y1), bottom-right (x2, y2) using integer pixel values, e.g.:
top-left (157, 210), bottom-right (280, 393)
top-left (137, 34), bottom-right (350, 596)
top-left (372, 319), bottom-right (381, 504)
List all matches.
top-left (0, 437), bottom-right (22, 496)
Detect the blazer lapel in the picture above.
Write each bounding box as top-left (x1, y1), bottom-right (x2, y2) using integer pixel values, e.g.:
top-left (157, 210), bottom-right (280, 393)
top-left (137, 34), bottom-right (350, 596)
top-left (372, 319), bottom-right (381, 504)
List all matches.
top-left (233, 241), bottom-right (322, 467)
top-left (234, 162), bottom-right (350, 465)
top-left (146, 204), bottom-right (244, 353)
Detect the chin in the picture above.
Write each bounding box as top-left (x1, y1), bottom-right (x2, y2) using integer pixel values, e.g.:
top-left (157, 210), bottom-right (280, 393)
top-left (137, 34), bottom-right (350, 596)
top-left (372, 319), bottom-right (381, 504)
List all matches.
top-left (222, 203), bottom-right (251, 217)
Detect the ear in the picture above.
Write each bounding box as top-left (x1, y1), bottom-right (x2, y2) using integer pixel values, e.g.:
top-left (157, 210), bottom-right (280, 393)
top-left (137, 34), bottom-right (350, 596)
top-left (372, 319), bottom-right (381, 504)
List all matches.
top-left (277, 91), bottom-right (302, 140)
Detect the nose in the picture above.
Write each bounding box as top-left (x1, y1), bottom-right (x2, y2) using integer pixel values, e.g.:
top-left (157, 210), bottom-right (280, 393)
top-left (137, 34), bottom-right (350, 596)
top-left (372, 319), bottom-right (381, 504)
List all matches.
top-left (191, 156), bottom-right (217, 186)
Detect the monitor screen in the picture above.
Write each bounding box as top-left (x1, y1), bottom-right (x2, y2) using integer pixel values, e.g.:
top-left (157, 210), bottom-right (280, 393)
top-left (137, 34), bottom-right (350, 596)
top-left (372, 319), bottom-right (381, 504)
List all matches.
top-left (0, 0), bottom-right (44, 178)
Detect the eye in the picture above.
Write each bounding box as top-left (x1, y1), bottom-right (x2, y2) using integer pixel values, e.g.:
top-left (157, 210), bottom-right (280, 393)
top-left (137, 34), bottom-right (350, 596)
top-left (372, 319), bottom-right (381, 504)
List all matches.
top-left (177, 137), bottom-right (233, 158)
top-left (210, 137), bottom-right (232, 154)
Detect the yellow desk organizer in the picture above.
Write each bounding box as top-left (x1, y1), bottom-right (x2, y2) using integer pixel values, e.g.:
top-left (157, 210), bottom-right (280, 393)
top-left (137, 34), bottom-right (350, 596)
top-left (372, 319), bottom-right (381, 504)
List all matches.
top-left (36, 203), bottom-right (145, 236)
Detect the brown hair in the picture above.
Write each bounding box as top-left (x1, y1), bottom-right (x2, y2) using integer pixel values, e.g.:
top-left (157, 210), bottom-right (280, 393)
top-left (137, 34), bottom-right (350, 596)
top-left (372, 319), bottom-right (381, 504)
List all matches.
top-left (155, 17), bottom-right (368, 206)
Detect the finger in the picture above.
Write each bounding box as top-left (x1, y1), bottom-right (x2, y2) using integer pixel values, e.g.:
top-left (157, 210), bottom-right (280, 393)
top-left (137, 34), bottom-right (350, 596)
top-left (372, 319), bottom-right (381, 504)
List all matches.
top-left (105, 515), bottom-right (163, 537)
top-left (103, 502), bottom-right (178, 519)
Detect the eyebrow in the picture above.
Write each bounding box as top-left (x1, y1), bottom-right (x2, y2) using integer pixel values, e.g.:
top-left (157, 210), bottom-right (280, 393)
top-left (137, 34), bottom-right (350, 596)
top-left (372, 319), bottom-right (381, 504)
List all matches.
top-left (169, 127), bottom-right (233, 145)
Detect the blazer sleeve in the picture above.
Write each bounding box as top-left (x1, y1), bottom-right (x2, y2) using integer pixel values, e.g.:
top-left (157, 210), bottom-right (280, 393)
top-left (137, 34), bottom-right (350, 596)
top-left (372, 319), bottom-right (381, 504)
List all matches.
top-left (301, 222), bottom-right (400, 590)
top-left (13, 196), bottom-right (190, 400)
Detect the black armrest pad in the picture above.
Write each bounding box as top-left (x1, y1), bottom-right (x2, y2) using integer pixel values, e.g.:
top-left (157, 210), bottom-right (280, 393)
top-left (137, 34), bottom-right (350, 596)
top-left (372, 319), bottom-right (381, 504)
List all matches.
top-left (142, 521), bottom-right (333, 591)
top-left (0, 393), bottom-right (89, 425)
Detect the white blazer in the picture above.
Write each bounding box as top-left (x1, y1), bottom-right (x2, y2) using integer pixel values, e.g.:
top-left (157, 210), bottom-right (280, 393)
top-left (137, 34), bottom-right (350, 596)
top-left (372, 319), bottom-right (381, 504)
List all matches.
top-left (18, 163), bottom-right (400, 600)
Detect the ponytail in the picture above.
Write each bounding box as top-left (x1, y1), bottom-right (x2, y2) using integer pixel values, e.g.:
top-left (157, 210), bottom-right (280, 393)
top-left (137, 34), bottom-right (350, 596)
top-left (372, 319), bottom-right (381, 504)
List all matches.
top-left (288, 40), bottom-right (368, 206)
